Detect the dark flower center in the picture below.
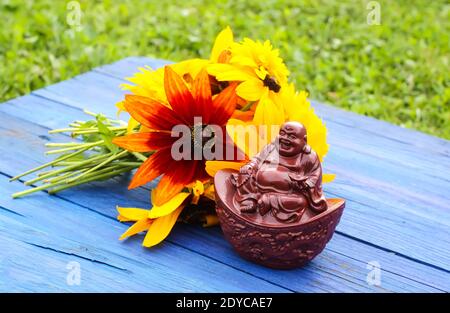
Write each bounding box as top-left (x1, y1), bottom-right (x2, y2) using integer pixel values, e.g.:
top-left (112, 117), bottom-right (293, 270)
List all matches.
top-left (263, 75), bottom-right (281, 92)
top-left (191, 124), bottom-right (216, 152)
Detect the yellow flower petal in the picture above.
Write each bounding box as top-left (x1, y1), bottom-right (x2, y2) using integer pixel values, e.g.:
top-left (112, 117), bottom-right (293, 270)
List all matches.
top-left (203, 184), bottom-right (216, 201)
top-left (190, 180), bottom-right (204, 205)
top-left (253, 93), bottom-right (284, 139)
top-left (192, 180), bottom-right (204, 196)
top-left (119, 218), bottom-right (152, 240)
top-left (210, 26), bottom-right (234, 62)
top-left (148, 192), bottom-right (190, 219)
top-left (230, 55), bottom-right (258, 68)
top-left (279, 87), bottom-right (329, 161)
top-left (255, 66), bottom-right (269, 80)
top-left (120, 59), bottom-right (209, 108)
top-left (118, 215), bottom-right (132, 222)
top-left (207, 63), bottom-right (255, 81)
top-left (323, 173), bottom-right (336, 183)
top-left (205, 160), bottom-right (245, 177)
top-left (229, 37), bottom-right (289, 84)
top-left (116, 101), bottom-right (125, 116)
top-left (122, 66), bottom-right (167, 104)
top-left (127, 117), bottom-right (140, 134)
top-left (236, 78), bottom-right (265, 102)
top-left (252, 96), bottom-right (286, 145)
top-left (143, 206), bottom-right (185, 247)
top-left (226, 118), bottom-right (260, 158)
top-left (117, 206), bottom-right (149, 222)
top-left (170, 58), bottom-right (210, 82)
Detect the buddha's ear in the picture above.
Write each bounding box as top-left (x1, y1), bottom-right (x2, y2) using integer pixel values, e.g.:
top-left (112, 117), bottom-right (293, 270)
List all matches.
top-left (304, 135), bottom-right (307, 143)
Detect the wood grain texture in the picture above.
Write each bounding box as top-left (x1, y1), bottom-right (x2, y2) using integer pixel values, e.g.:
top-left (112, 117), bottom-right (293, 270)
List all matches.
top-left (0, 57), bottom-right (449, 292)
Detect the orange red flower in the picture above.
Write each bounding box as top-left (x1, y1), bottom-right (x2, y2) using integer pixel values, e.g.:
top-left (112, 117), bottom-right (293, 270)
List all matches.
top-left (113, 66), bottom-right (238, 205)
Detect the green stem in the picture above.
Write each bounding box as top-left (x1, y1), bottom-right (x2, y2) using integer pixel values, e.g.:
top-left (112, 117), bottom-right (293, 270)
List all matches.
top-left (82, 110), bottom-right (125, 126)
top-left (131, 152), bottom-right (148, 162)
top-left (241, 101), bottom-right (255, 112)
top-left (10, 145), bottom-right (94, 182)
top-left (24, 152), bottom-right (113, 185)
top-left (65, 150), bottom-right (128, 183)
top-left (83, 109), bottom-right (98, 117)
top-left (45, 142), bottom-right (84, 148)
top-left (12, 164), bottom-right (138, 198)
top-left (54, 161), bottom-right (82, 166)
top-left (45, 168), bottom-right (89, 184)
top-left (12, 179), bottom-right (68, 198)
top-left (48, 166), bottom-right (136, 194)
top-left (112, 161), bottom-right (142, 167)
top-left (48, 128), bottom-right (84, 134)
top-left (72, 127), bottom-right (126, 135)
top-left (45, 140), bottom-right (104, 155)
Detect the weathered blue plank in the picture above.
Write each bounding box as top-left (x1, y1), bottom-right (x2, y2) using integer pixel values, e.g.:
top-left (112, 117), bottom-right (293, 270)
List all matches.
top-left (0, 106), bottom-right (448, 291)
top-left (9, 58), bottom-right (450, 271)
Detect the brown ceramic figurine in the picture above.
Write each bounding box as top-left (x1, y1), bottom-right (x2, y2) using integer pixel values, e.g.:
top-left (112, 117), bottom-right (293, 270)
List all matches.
top-left (215, 121), bottom-right (345, 269)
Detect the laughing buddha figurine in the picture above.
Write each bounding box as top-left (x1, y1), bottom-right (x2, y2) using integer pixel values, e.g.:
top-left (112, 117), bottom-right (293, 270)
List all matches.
top-left (214, 121), bottom-right (345, 269)
top-left (231, 121), bottom-right (327, 223)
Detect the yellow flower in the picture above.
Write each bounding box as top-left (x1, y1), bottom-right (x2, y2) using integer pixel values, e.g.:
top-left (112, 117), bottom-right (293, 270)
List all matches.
top-left (117, 177), bottom-right (226, 247)
top-left (280, 84), bottom-right (329, 161)
top-left (206, 84), bottom-right (335, 183)
top-left (186, 181), bottom-right (219, 227)
top-left (117, 26), bottom-right (235, 133)
top-left (119, 26), bottom-right (234, 107)
top-left (117, 192), bottom-right (190, 247)
top-left (207, 38), bottom-right (289, 103)
top-left (120, 59), bottom-right (209, 104)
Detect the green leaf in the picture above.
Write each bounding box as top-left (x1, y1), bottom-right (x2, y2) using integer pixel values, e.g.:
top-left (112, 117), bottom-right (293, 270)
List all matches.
top-left (97, 116), bottom-right (119, 153)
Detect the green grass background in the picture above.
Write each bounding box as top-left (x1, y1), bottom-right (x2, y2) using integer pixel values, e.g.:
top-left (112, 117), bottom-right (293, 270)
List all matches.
top-left (1, 0), bottom-right (449, 138)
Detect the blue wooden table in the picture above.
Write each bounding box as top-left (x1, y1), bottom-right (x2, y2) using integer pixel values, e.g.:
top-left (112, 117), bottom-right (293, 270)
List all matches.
top-left (0, 57), bottom-right (449, 292)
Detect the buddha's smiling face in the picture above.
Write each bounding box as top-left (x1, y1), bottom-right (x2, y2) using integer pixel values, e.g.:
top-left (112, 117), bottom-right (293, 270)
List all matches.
top-left (277, 122), bottom-right (307, 157)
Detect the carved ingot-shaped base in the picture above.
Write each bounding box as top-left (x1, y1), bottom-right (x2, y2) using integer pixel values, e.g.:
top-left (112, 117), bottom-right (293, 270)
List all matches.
top-left (214, 169), bottom-right (345, 269)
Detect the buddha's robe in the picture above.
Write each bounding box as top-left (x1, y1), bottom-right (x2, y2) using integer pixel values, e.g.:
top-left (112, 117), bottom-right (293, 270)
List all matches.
top-left (232, 143), bottom-right (327, 223)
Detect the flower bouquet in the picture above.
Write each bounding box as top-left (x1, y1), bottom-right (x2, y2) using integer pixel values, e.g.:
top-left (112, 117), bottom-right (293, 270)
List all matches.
top-left (11, 27), bottom-right (335, 251)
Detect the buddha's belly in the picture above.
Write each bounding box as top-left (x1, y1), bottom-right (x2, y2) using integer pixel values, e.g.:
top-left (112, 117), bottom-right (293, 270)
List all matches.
top-left (256, 167), bottom-right (291, 192)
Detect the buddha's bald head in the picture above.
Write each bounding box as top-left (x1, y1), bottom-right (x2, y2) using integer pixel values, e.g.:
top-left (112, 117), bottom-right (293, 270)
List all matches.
top-left (277, 121), bottom-right (307, 157)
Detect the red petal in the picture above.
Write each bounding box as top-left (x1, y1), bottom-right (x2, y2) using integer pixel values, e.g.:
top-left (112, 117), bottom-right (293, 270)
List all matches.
top-left (195, 161), bottom-right (211, 182)
top-left (124, 95), bottom-right (184, 131)
top-left (210, 82), bottom-right (238, 126)
top-left (152, 160), bottom-right (198, 206)
top-left (191, 69), bottom-right (213, 124)
top-left (112, 132), bottom-right (175, 152)
top-left (128, 147), bottom-right (172, 189)
top-left (164, 66), bottom-right (195, 125)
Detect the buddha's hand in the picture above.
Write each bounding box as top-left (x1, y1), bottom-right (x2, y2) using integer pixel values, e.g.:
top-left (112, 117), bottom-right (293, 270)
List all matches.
top-left (291, 179), bottom-right (309, 191)
top-left (304, 179), bottom-right (315, 188)
top-left (239, 163), bottom-right (254, 174)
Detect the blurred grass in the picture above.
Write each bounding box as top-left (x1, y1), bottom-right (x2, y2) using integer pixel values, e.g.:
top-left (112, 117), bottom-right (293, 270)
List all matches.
top-left (1, 0), bottom-right (449, 138)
